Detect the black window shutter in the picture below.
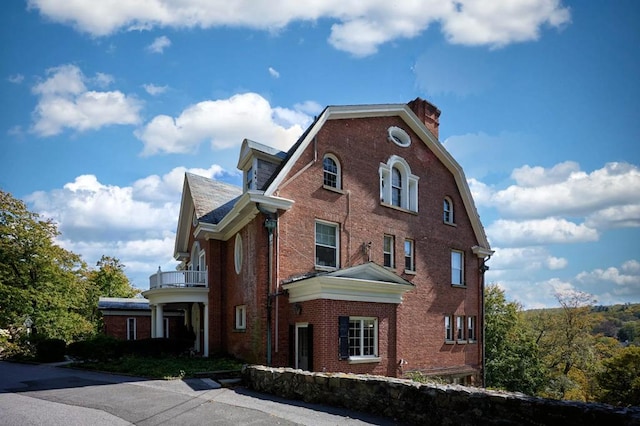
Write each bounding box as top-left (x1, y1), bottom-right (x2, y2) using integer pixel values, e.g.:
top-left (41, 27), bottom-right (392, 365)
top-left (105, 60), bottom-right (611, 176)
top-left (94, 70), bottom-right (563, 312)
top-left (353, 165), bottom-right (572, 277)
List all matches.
top-left (338, 316), bottom-right (349, 360)
top-left (307, 324), bottom-right (313, 371)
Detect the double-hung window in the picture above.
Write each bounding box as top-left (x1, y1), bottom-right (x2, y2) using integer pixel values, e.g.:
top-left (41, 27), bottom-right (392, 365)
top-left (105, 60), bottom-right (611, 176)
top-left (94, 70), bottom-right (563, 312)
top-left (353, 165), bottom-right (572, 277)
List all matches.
top-left (235, 305), bottom-right (247, 330)
top-left (127, 317), bottom-right (136, 341)
top-left (467, 316), bottom-right (476, 342)
top-left (451, 250), bottom-right (464, 286)
top-left (348, 317), bottom-right (378, 358)
top-left (383, 235), bottom-right (394, 268)
top-left (444, 197), bottom-right (454, 224)
top-left (456, 315), bottom-right (466, 342)
top-left (444, 315), bottom-right (453, 342)
top-left (404, 239), bottom-right (415, 272)
top-left (315, 221), bottom-right (339, 268)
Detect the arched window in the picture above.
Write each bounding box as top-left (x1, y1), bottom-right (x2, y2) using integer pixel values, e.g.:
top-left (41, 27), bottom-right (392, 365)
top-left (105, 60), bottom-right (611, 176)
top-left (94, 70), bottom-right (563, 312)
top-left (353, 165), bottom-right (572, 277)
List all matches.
top-left (444, 197), bottom-right (454, 224)
top-left (379, 155), bottom-right (418, 212)
top-left (323, 154), bottom-right (341, 189)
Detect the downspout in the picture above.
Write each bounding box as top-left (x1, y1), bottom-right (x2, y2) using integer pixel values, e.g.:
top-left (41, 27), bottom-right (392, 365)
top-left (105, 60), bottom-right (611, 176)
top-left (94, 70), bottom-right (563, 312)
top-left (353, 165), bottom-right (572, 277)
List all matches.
top-left (258, 204), bottom-right (277, 366)
top-left (480, 254), bottom-right (491, 387)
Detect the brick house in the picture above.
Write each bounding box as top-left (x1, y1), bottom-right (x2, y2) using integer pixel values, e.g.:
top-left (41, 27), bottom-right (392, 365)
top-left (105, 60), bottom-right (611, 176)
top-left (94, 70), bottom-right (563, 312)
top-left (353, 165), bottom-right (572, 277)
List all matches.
top-left (143, 98), bottom-right (493, 384)
top-left (98, 297), bottom-right (183, 341)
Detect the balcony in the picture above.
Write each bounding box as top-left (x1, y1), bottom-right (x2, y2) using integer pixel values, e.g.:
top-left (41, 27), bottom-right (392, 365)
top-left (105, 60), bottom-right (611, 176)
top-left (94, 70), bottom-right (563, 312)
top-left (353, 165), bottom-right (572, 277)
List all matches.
top-left (149, 270), bottom-right (208, 290)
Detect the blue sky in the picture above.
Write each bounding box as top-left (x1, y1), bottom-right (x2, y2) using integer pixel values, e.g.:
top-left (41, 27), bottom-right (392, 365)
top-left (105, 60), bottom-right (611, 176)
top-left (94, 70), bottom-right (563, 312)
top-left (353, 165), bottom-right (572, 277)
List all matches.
top-left (1, 1), bottom-right (639, 309)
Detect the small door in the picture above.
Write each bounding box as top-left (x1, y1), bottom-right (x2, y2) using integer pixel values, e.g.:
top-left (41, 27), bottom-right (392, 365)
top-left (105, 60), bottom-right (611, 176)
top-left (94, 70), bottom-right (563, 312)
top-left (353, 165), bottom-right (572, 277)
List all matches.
top-left (295, 323), bottom-right (313, 371)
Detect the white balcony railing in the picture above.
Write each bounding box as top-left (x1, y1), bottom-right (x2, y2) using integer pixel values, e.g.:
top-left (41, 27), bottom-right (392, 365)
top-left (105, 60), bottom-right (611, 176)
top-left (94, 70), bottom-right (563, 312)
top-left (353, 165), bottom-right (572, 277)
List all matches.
top-left (149, 270), bottom-right (208, 289)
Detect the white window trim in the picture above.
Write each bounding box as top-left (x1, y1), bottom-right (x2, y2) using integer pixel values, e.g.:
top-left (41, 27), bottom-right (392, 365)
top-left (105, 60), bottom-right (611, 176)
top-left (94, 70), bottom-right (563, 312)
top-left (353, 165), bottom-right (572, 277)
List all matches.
top-left (322, 153), bottom-right (341, 190)
top-left (127, 317), bottom-right (136, 341)
top-left (315, 220), bottom-right (339, 270)
top-left (348, 316), bottom-right (379, 363)
top-left (404, 239), bottom-right (415, 273)
top-left (379, 155), bottom-right (419, 212)
top-left (388, 126), bottom-right (411, 147)
top-left (467, 316), bottom-right (477, 343)
top-left (451, 250), bottom-right (465, 286)
top-left (383, 235), bottom-right (395, 269)
top-left (456, 315), bottom-right (466, 343)
top-left (444, 197), bottom-right (455, 225)
top-left (235, 305), bottom-right (247, 330)
top-left (444, 315), bottom-right (453, 343)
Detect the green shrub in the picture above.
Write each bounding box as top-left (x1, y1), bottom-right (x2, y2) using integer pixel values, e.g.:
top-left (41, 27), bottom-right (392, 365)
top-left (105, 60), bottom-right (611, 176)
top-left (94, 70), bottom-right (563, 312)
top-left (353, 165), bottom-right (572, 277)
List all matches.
top-left (123, 338), bottom-right (193, 358)
top-left (36, 338), bottom-right (66, 363)
top-left (67, 334), bottom-right (123, 361)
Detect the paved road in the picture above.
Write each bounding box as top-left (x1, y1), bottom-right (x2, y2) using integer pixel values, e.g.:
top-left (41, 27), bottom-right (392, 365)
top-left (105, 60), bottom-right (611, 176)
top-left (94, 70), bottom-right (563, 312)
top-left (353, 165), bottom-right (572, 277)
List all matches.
top-left (0, 361), bottom-right (399, 425)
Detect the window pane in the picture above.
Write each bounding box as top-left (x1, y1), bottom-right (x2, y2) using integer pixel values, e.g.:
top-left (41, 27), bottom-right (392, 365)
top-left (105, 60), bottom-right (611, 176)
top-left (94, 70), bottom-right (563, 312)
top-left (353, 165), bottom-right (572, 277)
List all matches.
top-left (404, 240), bottom-right (414, 270)
top-left (316, 246), bottom-right (336, 267)
top-left (383, 235), bottom-right (393, 268)
top-left (391, 167), bottom-right (402, 206)
top-left (348, 320), bottom-right (361, 356)
top-left (451, 251), bottom-right (463, 285)
top-left (316, 223), bottom-right (336, 246)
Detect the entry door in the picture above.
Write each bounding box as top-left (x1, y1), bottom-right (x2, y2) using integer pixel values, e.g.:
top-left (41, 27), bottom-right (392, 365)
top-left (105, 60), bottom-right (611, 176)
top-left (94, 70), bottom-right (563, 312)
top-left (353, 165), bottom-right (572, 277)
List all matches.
top-left (295, 323), bottom-right (313, 371)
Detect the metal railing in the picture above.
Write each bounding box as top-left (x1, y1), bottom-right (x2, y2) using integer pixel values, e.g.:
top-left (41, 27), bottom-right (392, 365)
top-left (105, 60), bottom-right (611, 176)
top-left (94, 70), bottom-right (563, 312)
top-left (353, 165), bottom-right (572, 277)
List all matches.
top-left (149, 270), bottom-right (208, 289)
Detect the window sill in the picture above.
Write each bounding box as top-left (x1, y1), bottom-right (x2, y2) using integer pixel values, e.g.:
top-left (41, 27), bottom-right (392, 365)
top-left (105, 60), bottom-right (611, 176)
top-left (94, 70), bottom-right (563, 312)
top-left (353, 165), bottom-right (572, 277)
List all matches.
top-left (444, 340), bottom-right (455, 345)
top-left (444, 221), bottom-right (457, 227)
top-left (380, 202), bottom-right (418, 215)
top-left (457, 340), bottom-right (467, 344)
top-left (348, 356), bottom-right (381, 364)
top-left (315, 265), bottom-right (338, 272)
top-left (451, 284), bottom-right (467, 289)
top-left (323, 185), bottom-right (344, 194)
top-left (233, 328), bottom-right (246, 333)
top-left (404, 269), bottom-right (416, 275)
top-left (467, 339), bottom-right (477, 344)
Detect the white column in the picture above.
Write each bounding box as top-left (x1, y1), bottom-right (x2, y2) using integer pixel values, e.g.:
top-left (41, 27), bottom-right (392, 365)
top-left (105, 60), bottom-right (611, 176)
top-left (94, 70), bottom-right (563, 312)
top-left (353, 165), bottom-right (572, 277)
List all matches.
top-left (155, 303), bottom-right (164, 338)
top-left (203, 303), bottom-right (209, 357)
top-left (151, 305), bottom-right (156, 338)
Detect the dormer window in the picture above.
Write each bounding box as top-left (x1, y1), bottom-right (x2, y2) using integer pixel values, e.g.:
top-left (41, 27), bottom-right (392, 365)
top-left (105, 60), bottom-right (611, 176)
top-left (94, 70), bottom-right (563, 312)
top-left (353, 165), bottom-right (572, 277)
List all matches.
top-left (379, 155), bottom-right (418, 212)
top-left (323, 154), bottom-right (341, 189)
top-left (245, 166), bottom-right (254, 190)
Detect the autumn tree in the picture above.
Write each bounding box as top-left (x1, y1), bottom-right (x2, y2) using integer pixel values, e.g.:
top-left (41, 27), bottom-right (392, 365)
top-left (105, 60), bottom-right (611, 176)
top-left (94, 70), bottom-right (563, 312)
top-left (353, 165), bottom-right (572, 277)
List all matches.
top-left (0, 190), bottom-right (94, 344)
top-left (597, 346), bottom-right (640, 406)
top-left (484, 284), bottom-right (545, 395)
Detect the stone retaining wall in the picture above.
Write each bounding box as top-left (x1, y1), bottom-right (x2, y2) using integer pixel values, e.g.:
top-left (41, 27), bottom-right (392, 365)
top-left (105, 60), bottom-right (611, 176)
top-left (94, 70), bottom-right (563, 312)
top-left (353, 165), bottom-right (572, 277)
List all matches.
top-left (242, 365), bottom-right (640, 425)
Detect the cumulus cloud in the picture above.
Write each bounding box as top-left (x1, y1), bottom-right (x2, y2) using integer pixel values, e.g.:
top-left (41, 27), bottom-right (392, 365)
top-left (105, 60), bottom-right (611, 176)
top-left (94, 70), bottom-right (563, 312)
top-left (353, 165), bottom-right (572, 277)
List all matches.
top-left (147, 35), bottom-right (171, 53)
top-left (487, 218), bottom-right (599, 246)
top-left (24, 165), bottom-right (232, 289)
top-left (142, 83), bottom-right (168, 96)
top-left (27, 0), bottom-right (571, 56)
top-left (30, 64), bottom-right (141, 136)
top-left (135, 92), bottom-right (313, 155)
top-left (490, 246), bottom-right (567, 272)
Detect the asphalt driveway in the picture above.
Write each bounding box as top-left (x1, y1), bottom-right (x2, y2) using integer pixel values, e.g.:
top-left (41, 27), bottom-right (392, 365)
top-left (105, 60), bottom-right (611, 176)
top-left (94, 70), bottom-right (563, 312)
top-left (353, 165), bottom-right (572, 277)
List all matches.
top-left (0, 361), bottom-right (399, 425)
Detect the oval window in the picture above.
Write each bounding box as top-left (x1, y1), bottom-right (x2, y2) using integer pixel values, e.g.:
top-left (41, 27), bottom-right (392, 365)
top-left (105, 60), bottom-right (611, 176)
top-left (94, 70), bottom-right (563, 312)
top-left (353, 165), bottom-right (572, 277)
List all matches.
top-left (234, 233), bottom-right (243, 274)
top-left (388, 126), bottom-right (411, 147)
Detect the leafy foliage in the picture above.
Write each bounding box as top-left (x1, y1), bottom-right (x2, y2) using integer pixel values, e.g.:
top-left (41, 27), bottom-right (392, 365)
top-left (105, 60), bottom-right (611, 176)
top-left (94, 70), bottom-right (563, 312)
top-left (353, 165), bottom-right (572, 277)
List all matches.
top-left (597, 346), bottom-right (640, 406)
top-left (484, 285), bottom-right (545, 395)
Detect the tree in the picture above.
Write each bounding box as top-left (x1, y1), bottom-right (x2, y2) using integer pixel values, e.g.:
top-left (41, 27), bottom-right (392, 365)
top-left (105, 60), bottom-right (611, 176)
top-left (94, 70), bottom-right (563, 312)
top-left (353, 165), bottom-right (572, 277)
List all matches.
top-left (85, 255), bottom-right (139, 327)
top-left (0, 190), bottom-right (93, 344)
top-left (597, 346), bottom-right (640, 406)
top-left (484, 284), bottom-right (545, 395)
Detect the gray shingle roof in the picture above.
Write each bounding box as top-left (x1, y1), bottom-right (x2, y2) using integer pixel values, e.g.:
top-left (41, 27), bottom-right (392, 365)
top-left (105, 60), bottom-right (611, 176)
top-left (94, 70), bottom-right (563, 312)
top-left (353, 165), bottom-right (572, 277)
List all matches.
top-left (187, 173), bottom-right (243, 224)
top-left (98, 297), bottom-right (149, 311)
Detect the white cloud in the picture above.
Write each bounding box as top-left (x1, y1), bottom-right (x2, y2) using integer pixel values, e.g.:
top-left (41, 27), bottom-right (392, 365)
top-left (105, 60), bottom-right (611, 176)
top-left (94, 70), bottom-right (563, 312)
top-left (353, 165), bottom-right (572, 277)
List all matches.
top-left (142, 83), bottom-right (168, 95)
top-left (486, 218), bottom-right (599, 246)
top-left (135, 92), bottom-right (313, 155)
top-left (294, 100), bottom-right (323, 116)
top-left (147, 35), bottom-right (171, 53)
top-left (268, 67), bottom-right (280, 78)
top-left (490, 247), bottom-right (568, 272)
top-left (30, 64), bottom-right (141, 136)
top-left (24, 166), bottom-right (231, 289)
top-left (93, 72), bottom-right (114, 87)
top-left (28, 0), bottom-right (571, 56)
top-left (8, 74), bottom-right (24, 84)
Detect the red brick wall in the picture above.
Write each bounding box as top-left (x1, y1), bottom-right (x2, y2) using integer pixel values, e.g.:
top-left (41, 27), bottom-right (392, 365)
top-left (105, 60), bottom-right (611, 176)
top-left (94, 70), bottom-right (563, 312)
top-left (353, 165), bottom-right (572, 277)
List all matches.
top-left (102, 314), bottom-right (183, 341)
top-left (271, 115), bottom-right (483, 377)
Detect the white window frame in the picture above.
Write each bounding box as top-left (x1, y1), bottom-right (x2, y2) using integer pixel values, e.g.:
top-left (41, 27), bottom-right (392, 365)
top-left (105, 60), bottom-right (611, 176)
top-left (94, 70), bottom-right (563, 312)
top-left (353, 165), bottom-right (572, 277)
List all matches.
top-left (315, 220), bottom-right (339, 270)
top-left (235, 305), bottom-right (247, 330)
top-left (456, 315), bottom-right (466, 342)
top-left (322, 154), bottom-right (341, 189)
top-left (127, 317), bottom-right (136, 341)
top-left (451, 250), bottom-right (465, 286)
top-left (383, 235), bottom-right (395, 268)
top-left (404, 239), bottom-right (415, 272)
top-left (467, 316), bottom-right (476, 342)
top-left (379, 156), bottom-right (418, 212)
top-left (444, 197), bottom-right (454, 224)
top-left (348, 317), bottom-right (379, 363)
top-left (444, 315), bottom-right (453, 342)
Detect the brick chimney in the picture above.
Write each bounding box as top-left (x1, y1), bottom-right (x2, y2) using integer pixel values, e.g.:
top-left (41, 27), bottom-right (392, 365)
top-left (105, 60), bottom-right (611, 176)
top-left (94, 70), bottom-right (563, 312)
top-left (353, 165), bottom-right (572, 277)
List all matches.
top-left (407, 97), bottom-right (441, 139)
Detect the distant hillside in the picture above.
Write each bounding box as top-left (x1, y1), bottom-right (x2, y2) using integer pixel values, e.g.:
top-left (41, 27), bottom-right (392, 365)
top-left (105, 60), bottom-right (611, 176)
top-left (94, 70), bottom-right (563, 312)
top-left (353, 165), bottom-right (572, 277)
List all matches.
top-left (523, 302), bottom-right (640, 345)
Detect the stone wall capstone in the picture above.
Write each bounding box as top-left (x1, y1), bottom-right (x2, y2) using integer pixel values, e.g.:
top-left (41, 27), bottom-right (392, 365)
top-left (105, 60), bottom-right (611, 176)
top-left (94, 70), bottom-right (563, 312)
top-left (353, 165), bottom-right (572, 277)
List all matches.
top-left (242, 365), bottom-right (640, 426)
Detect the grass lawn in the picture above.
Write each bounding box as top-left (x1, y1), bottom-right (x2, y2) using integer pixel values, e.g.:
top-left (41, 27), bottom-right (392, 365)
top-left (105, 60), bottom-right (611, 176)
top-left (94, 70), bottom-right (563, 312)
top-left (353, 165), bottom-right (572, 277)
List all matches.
top-left (71, 355), bottom-right (244, 380)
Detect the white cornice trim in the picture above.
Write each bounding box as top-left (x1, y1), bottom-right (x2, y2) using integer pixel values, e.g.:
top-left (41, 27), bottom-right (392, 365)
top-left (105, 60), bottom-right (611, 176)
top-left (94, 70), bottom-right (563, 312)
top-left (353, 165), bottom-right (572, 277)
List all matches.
top-left (283, 275), bottom-right (414, 304)
top-left (143, 287), bottom-right (209, 305)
